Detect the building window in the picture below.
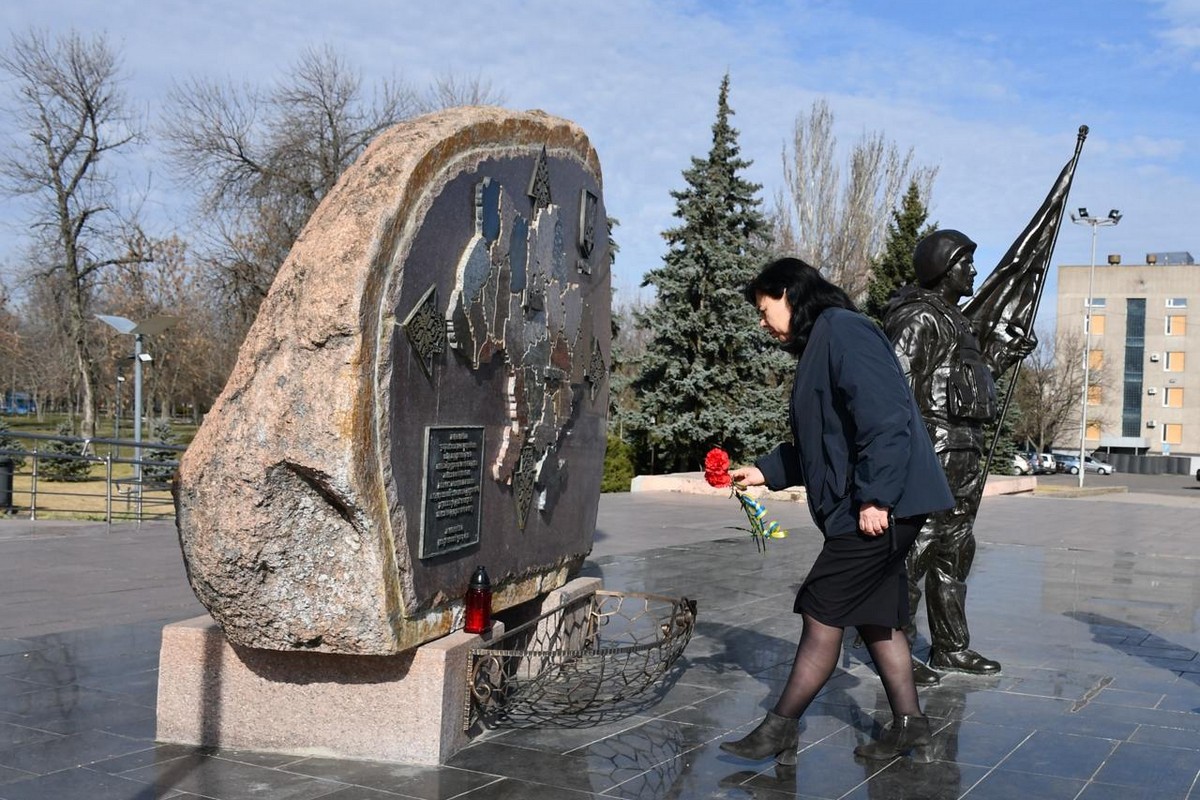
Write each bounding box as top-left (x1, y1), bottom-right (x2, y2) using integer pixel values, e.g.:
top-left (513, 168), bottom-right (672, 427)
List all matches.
top-left (1166, 297), bottom-right (1188, 308)
top-left (1087, 385), bottom-right (1102, 405)
top-left (1086, 421), bottom-right (1102, 440)
top-left (1164, 423), bottom-right (1183, 445)
top-left (1166, 314), bottom-right (1187, 335)
top-left (1164, 387), bottom-right (1184, 408)
top-left (1165, 351), bottom-right (1186, 371)
top-left (1122, 298), bottom-right (1145, 437)
top-left (1086, 314), bottom-right (1106, 335)
top-left (1086, 297), bottom-right (1107, 308)
top-left (1088, 349), bottom-right (1103, 370)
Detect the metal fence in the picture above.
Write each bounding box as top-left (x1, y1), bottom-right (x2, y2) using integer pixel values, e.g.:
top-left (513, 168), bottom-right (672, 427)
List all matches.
top-left (0, 430), bottom-right (185, 524)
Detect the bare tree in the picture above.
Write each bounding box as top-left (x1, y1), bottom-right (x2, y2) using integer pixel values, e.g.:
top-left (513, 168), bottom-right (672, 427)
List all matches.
top-left (1013, 330), bottom-right (1110, 452)
top-left (774, 99), bottom-right (937, 301)
top-left (608, 294), bottom-right (654, 439)
top-left (0, 281), bottom-right (22, 407)
top-left (416, 72), bottom-right (504, 113)
top-left (94, 235), bottom-right (231, 425)
top-left (163, 45), bottom-right (505, 332)
top-left (0, 29), bottom-right (149, 435)
top-left (9, 272), bottom-right (77, 420)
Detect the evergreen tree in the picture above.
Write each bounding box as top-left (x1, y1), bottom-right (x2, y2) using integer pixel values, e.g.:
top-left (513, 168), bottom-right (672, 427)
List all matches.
top-left (0, 417), bottom-right (25, 470)
top-left (144, 419), bottom-right (180, 482)
top-left (601, 433), bottom-right (635, 493)
top-left (864, 180), bottom-right (934, 325)
top-left (985, 371), bottom-right (1025, 474)
top-left (629, 75), bottom-right (790, 474)
top-left (41, 423), bottom-right (91, 481)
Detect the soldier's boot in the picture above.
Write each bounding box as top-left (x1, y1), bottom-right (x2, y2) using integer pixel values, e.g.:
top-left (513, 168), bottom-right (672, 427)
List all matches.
top-left (927, 577), bottom-right (1001, 675)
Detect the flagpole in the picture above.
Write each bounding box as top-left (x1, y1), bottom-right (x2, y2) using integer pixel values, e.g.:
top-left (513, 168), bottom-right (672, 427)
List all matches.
top-left (978, 125), bottom-right (1089, 485)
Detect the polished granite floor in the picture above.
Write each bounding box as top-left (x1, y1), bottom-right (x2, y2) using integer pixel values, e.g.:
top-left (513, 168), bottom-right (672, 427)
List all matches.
top-left (0, 488), bottom-right (1199, 799)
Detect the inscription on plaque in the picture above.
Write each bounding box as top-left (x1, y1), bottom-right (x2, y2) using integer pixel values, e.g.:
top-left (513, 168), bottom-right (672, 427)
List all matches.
top-left (420, 426), bottom-right (484, 559)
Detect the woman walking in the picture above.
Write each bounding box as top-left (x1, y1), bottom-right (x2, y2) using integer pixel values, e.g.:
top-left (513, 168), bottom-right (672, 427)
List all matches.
top-left (720, 257), bottom-right (954, 764)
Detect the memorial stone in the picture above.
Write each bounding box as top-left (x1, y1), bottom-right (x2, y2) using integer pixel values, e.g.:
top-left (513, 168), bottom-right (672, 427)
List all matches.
top-left (175, 107), bottom-right (610, 655)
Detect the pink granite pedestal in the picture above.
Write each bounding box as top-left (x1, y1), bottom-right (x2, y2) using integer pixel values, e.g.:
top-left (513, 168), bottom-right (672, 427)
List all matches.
top-left (155, 615), bottom-right (503, 765)
top-left (156, 576), bottom-right (605, 764)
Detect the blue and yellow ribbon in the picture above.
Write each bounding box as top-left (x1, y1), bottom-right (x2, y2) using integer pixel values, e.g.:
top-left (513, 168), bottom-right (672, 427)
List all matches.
top-left (734, 490), bottom-right (787, 552)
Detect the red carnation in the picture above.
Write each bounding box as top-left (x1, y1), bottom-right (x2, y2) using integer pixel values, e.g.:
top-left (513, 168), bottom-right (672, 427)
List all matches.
top-left (703, 447), bottom-right (732, 488)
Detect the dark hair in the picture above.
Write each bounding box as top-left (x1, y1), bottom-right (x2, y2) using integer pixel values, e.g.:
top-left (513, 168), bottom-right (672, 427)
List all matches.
top-left (743, 257), bottom-right (859, 355)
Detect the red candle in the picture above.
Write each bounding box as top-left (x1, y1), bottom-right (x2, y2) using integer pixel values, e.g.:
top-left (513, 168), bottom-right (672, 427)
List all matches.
top-left (464, 565), bottom-right (492, 634)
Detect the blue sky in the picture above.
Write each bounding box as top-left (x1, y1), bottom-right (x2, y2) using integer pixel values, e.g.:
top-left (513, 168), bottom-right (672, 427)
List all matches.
top-left (2, 0), bottom-right (1198, 334)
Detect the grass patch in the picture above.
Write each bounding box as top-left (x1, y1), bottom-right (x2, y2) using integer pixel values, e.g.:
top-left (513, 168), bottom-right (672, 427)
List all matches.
top-left (6, 468), bottom-right (174, 521)
top-left (2, 413), bottom-right (198, 446)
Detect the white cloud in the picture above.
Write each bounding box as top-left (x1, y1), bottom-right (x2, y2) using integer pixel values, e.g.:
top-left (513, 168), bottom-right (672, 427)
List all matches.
top-left (1149, 0), bottom-right (1200, 44)
top-left (1, 0), bottom-right (1199, 330)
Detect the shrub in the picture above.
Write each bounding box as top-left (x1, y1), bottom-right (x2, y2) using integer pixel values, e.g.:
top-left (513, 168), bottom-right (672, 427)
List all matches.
top-left (602, 434), bottom-right (635, 493)
top-left (144, 419), bottom-right (180, 482)
top-left (39, 423), bottom-right (92, 481)
top-left (0, 417), bottom-right (26, 470)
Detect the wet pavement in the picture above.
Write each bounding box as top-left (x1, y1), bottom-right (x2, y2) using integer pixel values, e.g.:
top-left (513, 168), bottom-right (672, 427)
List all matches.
top-left (1, 487), bottom-right (1199, 799)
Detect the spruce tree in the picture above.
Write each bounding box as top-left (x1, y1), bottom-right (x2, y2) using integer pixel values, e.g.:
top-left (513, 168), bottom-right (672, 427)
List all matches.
top-left (41, 423), bottom-right (91, 482)
top-left (630, 75), bottom-right (790, 474)
top-left (985, 371), bottom-right (1025, 474)
top-left (144, 419), bottom-right (180, 482)
top-left (0, 417), bottom-right (25, 470)
top-left (864, 180), bottom-right (934, 325)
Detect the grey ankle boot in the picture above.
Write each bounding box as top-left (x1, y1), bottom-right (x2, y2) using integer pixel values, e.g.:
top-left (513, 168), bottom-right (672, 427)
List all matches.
top-left (719, 711), bottom-right (800, 765)
top-left (853, 714), bottom-right (931, 760)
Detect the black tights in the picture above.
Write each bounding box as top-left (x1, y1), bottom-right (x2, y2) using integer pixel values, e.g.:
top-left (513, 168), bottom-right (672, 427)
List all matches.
top-left (771, 613), bottom-right (921, 720)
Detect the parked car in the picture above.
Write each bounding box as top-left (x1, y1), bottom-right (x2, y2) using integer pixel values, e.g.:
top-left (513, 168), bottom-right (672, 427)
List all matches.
top-left (1084, 456), bottom-right (1116, 475)
top-left (1056, 455), bottom-right (1116, 475)
top-left (1025, 453), bottom-right (1056, 474)
top-left (1011, 453), bottom-right (1031, 475)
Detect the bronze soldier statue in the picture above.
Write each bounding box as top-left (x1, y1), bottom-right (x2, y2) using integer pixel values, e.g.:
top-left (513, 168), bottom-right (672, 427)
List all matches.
top-left (884, 230), bottom-right (1035, 686)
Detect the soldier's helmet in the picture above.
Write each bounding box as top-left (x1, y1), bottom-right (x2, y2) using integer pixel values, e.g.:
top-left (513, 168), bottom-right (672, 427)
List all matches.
top-left (913, 230), bottom-right (977, 288)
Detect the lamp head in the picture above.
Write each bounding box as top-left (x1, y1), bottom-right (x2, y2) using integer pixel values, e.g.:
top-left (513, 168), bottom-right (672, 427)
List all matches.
top-left (1077, 207), bottom-right (1089, 218)
top-left (136, 352), bottom-right (153, 363)
top-left (1107, 209), bottom-right (1122, 223)
top-left (95, 314), bottom-right (137, 334)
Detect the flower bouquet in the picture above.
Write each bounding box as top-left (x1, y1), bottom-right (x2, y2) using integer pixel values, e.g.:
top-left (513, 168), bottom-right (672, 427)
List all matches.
top-left (703, 447), bottom-right (787, 553)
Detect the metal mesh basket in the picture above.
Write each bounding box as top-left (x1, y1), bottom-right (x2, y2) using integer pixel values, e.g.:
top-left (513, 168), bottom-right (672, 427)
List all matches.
top-left (464, 589), bottom-right (697, 730)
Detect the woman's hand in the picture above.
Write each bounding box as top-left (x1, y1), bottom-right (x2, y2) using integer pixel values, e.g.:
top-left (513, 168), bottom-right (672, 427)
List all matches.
top-left (858, 502), bottom-right (891, 536)
top-left (729, 465), bottom-right (765, 487)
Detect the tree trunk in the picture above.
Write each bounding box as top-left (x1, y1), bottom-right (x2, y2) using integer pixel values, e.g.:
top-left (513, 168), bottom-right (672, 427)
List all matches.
top-left (67, 294), bottom-right (97, 437)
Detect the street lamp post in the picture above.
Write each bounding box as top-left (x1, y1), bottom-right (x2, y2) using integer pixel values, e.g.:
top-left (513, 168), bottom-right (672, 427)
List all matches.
top-left (114, 371), bottom-right (125, 457)
top-left (95, 315), bottom-right (180, 489)
top-left (1069, 207), bottom-right (1121, 488)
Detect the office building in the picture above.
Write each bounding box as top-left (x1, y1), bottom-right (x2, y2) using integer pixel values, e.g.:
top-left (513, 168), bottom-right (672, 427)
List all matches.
top-left (1055, 252), bottom-right (1200, 455)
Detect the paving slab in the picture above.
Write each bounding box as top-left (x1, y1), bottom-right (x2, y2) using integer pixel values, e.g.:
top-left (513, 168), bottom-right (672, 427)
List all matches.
top-left (0, 487), bottom-right (1198, 799)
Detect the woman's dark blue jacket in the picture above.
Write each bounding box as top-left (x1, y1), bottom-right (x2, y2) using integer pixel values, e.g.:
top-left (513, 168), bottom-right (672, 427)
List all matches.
top-left (755, 307), bottom-right (953, 537)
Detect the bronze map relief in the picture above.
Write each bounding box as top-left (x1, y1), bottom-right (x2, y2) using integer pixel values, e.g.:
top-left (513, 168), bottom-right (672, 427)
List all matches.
top-left (398, 144), bottom-right (610, 565)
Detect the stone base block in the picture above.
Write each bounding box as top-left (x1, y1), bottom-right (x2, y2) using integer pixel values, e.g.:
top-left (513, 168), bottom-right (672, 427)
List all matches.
top-left (630, 472), bottom-right (804, 502)
top-left (156, 615), bottom-right (504, 764)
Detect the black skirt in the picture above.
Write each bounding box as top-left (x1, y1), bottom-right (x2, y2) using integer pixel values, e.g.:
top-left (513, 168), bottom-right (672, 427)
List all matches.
top-left (794, 515), bottom-right (925, 629)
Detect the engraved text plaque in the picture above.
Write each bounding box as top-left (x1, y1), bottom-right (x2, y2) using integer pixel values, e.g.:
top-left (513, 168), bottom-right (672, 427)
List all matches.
top-left (420, 426), bottom-right (484, 559)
